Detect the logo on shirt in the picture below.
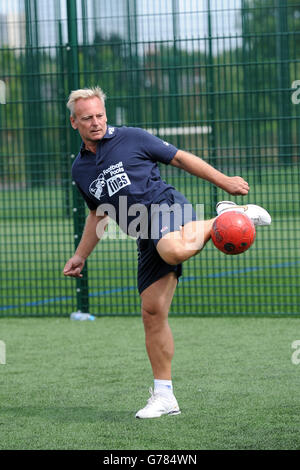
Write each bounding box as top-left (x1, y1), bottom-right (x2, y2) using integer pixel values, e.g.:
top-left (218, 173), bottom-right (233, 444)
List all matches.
top-left (106, 172), bottom-right (131, 197)
top-left (89, 173), bottom-right (106, 199)
top-left (89, 161), bottom-right (131, 200)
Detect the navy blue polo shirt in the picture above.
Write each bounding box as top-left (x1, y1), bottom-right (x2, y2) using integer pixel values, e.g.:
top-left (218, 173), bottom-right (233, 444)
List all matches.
top-left (72, 125), bottom-right (178, 234)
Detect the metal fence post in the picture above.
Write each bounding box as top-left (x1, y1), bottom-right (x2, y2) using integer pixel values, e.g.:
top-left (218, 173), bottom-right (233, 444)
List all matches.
top-left (171, 0), bottom-right (180, 143)
top-left (206, 0), bottom-right (218, 216)
top-left (24, 0), bottom-right (44, 188)
top-left (66, 0), bottom-right (90, 315)
top-left (275, 0), bottom-right (292, 165)
top-left (126, 0), bottom-right (141, 125)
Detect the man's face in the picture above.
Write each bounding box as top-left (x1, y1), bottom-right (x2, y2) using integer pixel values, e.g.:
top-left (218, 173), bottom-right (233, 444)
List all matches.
top-left (70, 96), bottom-right (107, 144)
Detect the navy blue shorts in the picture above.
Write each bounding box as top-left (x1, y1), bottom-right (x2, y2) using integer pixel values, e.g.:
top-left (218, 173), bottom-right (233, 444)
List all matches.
top-left (136, 188), bottom-right (197, 295)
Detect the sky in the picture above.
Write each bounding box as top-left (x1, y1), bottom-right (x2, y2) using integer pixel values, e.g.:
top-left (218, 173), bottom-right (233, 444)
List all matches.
top-left (0, 0), bottom-right (242, 51)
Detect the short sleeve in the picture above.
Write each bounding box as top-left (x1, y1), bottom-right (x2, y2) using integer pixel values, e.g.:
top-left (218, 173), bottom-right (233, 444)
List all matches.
top-left (137, 128), bottom-right (178, 164)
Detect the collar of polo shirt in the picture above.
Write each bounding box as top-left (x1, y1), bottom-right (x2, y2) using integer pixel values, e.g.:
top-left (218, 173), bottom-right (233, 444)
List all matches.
top-left (80, 125), bottom-right (117, 155)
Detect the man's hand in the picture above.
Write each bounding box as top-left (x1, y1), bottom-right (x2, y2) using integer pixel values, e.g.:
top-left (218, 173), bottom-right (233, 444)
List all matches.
top-left (62, 210), bottom-right (106, 279)
top-left (63, 254), bottom-right (86, 278)
top-left (222, 176), bottom-right (250, 195)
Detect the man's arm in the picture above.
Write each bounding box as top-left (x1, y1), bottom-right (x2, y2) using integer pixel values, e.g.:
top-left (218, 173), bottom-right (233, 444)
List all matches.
top-left (170, 149), bottom-right (249, 195)
top-left (63, 210), bottom-right (108, 278)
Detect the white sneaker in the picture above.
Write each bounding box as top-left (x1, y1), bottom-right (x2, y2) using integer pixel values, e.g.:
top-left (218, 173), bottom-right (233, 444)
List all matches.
top-left (135, 388), bottom-right (181, 419)
top-left (216, 201), bottom-right (271, 226)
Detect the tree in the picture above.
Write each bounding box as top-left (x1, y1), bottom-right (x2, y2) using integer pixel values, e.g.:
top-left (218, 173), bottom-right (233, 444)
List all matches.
top-left (239, 0), bottom-right (300, 164)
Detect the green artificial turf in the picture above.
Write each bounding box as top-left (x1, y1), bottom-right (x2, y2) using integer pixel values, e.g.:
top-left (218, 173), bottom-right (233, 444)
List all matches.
top-left (0, 316), bottom-right (300, 450)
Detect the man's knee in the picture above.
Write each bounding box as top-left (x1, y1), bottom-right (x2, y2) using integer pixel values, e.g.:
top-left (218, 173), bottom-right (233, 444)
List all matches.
top-left (142, 302), bottom-right (169, 330)
top-left (140, 272), bottom-right (177, 326)
top-left (156, 240), bottom-right (184, 265)
top-left (142, 303), bottom-right (166, 319)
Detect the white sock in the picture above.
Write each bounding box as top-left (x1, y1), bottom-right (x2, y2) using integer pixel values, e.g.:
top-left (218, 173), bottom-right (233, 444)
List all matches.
top-left (154, 379), bottom-right (174, 396)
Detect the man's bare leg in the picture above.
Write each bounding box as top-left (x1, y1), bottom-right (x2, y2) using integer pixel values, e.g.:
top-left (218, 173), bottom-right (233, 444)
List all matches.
top-left (135, 272), bottom-right (181, 418)
top-left (140, 272), bottom-right (177, 380)
top-left (156, 218), bottom-right (215, 266)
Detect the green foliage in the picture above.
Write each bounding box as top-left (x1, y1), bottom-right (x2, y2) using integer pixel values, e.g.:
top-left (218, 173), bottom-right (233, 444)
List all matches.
top-left (238, 0), bottom-right (300, 163)
top-left (1, 1), bottom-right (299, 188)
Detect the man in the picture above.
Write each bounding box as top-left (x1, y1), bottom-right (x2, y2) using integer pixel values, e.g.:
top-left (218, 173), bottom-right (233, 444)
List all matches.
top-left (63, 87), bottom-right (271, 419)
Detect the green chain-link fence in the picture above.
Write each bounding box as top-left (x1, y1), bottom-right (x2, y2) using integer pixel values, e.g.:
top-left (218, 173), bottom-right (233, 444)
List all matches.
top-left (0, 0), bottom-right (299, 317)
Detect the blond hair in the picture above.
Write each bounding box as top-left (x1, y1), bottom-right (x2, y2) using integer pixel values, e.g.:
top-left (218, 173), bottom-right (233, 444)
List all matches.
top-left (66, 86), bottom-right (106, 117)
